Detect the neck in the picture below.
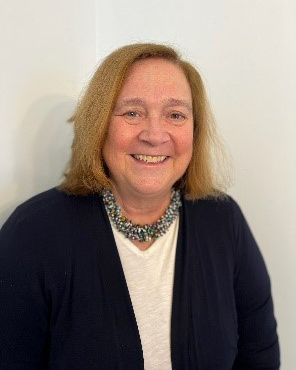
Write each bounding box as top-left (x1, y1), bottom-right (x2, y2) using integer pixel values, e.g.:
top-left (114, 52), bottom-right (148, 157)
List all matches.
top-left (111, 187), bottom-right (172, 225)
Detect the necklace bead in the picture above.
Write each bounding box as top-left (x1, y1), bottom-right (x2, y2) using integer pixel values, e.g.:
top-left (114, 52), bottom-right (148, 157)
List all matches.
top-left (102, 189), bottom-right (182, 242)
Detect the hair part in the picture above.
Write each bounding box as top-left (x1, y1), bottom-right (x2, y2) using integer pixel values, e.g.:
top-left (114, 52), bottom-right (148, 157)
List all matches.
top-left (59, 43), bottom-right (232, 200)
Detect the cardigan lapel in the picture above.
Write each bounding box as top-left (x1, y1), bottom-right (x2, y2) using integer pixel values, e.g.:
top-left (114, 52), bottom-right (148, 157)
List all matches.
top-left (170, 198), bottom-right (195, 369)
top-left (90, 195), bottom-right (144, 369)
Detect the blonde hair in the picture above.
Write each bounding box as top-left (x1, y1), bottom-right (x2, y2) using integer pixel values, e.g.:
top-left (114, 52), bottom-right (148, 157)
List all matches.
top-left (59, 43), bottom-right (231, 199)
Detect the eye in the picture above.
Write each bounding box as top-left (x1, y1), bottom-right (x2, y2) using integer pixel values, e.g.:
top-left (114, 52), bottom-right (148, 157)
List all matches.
top-left (169, 112), bottom-right (186, 121)
top-left (120, 110), bottom-right (143, 124)
top-left (124, 111), bottom-right (139, 117)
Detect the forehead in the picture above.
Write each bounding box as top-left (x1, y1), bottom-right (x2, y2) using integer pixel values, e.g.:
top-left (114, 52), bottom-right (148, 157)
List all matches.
top-left (117, 58), bottom-right (192, 100)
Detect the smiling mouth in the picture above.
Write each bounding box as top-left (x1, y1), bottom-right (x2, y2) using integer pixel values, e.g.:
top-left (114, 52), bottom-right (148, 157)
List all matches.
top-left (131, 154), bottom-right (168, 163)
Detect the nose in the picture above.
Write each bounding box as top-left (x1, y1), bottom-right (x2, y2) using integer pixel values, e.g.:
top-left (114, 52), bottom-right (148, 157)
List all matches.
top-left (138, 116), bottom-right (170, 146)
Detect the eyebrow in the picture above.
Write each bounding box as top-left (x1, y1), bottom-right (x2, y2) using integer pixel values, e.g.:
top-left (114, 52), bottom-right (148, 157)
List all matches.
top-left (115, 98), bottom-right (192, 111)
top-left (165, 98), bottom-right (192, 111)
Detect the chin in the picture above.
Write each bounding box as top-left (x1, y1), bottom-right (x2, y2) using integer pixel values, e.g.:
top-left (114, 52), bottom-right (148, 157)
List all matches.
top-left (129, 180), bottom-right (174, 197)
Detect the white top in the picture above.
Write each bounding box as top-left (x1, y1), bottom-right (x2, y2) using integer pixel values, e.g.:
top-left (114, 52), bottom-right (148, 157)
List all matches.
top-left (110, 217), bottom-right (179, 370)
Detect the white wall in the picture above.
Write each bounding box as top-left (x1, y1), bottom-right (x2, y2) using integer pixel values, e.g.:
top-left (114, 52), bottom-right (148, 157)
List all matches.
top-left (0, 0), bottom-right (97, 223)
top-left (1, 0), bottom-right (295, 367)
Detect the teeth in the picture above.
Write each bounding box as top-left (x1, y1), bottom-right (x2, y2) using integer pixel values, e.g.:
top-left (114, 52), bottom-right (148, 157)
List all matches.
top-left (133, 154), bottom-right (167, 163)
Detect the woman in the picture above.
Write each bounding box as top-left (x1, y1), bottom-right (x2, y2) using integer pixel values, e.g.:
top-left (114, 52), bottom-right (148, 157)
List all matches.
top-left (0, 43), bottom-right (280, 369)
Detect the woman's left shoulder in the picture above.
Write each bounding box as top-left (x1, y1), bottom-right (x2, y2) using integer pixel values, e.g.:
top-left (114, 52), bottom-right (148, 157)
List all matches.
top-left (182, 194), bottom-right (243, 223)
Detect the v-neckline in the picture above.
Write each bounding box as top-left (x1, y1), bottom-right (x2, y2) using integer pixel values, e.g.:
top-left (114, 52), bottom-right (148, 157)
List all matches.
top-left (109, 216), bottom-right (179, 258)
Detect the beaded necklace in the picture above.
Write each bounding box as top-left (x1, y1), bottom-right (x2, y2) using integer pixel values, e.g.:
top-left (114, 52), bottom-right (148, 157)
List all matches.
top-left (102, 188), bottom-right (182, 243)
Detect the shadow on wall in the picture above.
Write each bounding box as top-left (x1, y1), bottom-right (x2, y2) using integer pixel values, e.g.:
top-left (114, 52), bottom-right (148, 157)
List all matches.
top-left (0, 95), bottom-right (75, 226)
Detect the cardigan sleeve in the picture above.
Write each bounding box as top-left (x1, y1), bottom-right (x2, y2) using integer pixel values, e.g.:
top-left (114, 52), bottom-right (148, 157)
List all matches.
top-left (0, 208), bottom-right (50, 369)
top-left (231, 200), bottom-right (280, 369)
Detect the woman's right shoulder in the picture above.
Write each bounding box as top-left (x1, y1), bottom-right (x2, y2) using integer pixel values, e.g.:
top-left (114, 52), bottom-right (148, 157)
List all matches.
top-left (4, 188), bottom-right (74, 226)
top-left (0, 188), bottom-right (102, 283)
top-left (0, 188), bottom-right (98, 257)
top-left (2, 188), bottom-right (94, 231)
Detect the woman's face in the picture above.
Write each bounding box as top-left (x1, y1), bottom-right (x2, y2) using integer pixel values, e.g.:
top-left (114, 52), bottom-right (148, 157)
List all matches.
top-left (102, 58), bottom-right (194, 200)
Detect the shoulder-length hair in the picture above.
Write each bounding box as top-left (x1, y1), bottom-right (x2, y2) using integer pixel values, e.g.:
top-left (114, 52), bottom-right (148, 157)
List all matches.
top-left (59, 43), bottom-right (231, 199)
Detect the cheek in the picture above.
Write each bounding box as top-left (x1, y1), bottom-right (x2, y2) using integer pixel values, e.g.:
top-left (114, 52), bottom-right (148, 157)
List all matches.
top-left (103, 127), bottom-right (125, 157)
top-left (102, 137), bottom-right (121, 180)
top-left (105, 121), bottom-right (136, 153)
top-left (176, 128), bottom-right (193, 156)
top-left (102, 125), bottom-right (135, 174)
top-left (102, 130), bottom-right (117, 168)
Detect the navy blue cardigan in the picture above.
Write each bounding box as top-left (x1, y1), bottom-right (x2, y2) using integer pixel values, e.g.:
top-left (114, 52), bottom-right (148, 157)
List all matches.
top-left (0, 188), bottom-right (280, 369)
